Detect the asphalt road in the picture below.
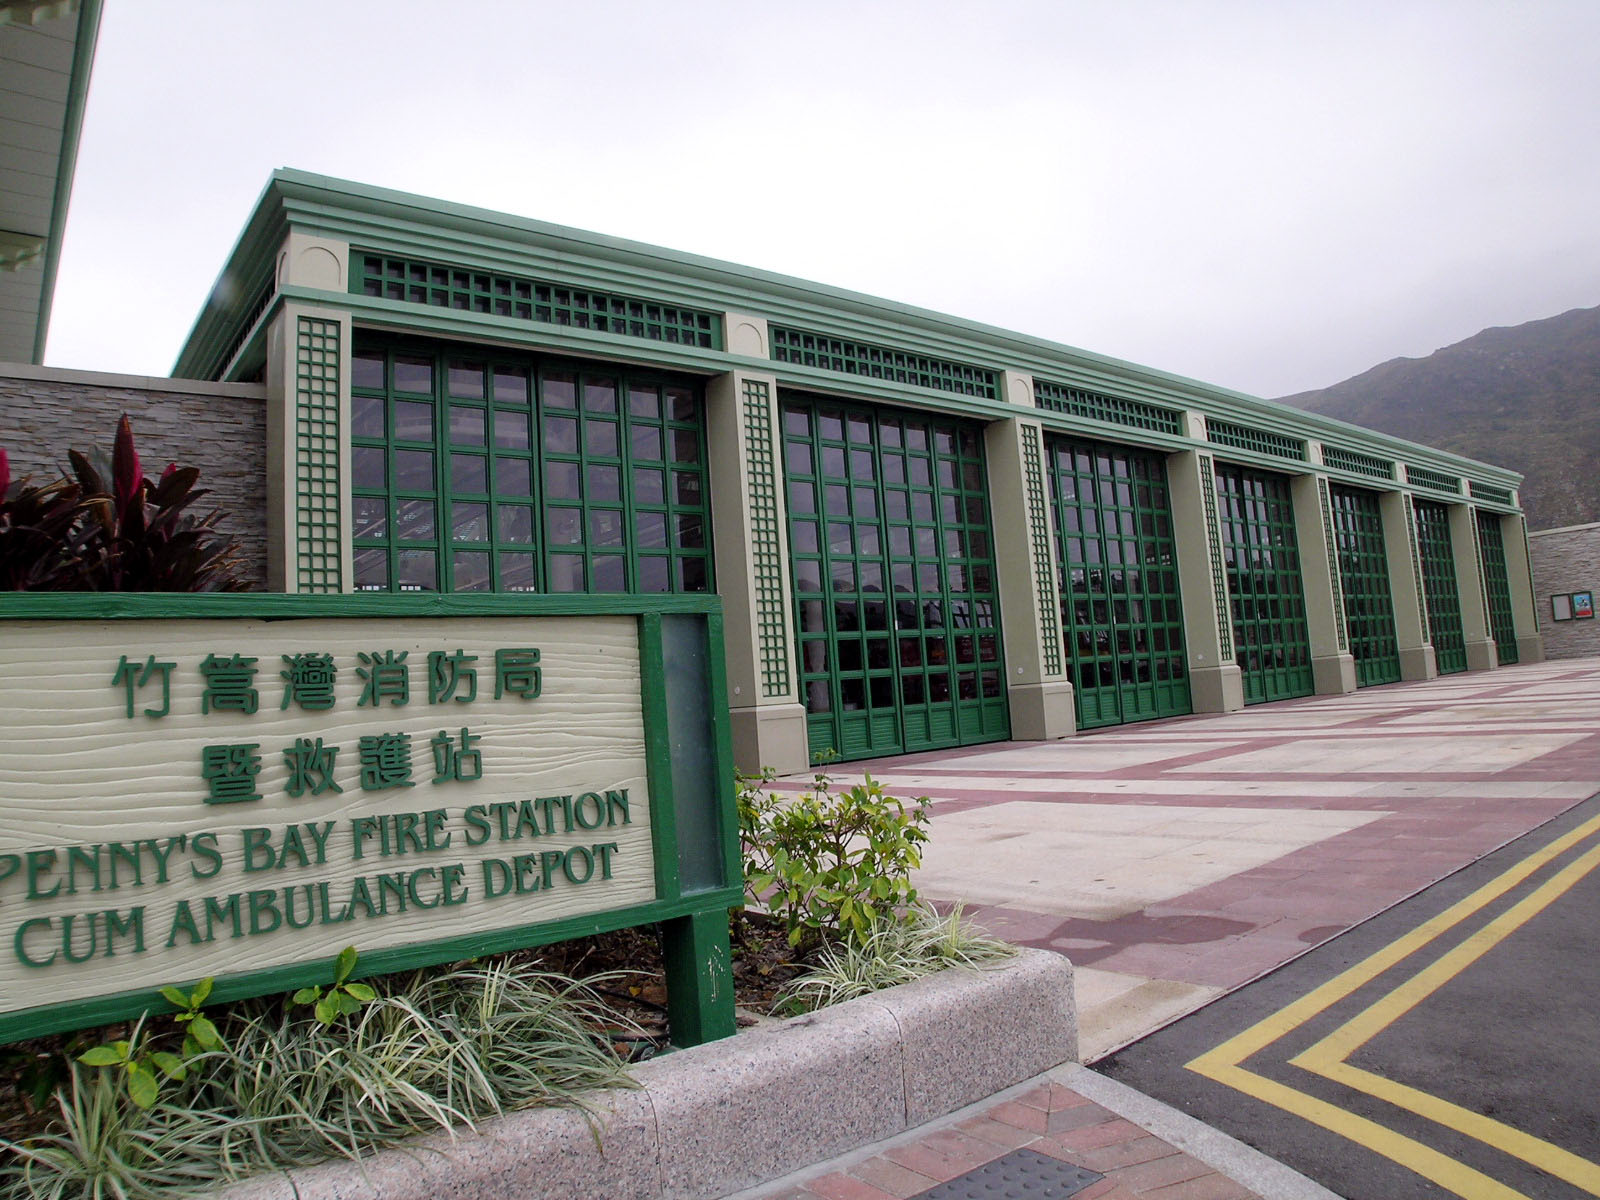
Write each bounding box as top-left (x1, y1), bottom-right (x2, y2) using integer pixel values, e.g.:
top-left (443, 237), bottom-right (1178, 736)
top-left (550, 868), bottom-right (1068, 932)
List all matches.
top-left (1097, 790), bottom-right (1600, 1200)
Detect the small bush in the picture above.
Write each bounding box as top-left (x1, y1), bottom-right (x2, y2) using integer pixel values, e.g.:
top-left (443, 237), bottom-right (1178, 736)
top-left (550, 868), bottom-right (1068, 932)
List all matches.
top-left (0, 416), bottom-right (247, 592)
top-left (738, 769), bottom-right (931, 950)
top-left (773, 905), bottom-right (1018, 1014)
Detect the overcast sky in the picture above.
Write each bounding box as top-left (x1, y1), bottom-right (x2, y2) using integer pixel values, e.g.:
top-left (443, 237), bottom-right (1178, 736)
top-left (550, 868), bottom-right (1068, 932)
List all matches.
top-left (44, 0), bottom-right (1600, 399)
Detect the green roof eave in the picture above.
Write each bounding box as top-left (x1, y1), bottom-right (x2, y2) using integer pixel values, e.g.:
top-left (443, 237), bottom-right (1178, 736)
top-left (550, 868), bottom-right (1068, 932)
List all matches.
top-left (171, 170), bottom-right (1524, 492)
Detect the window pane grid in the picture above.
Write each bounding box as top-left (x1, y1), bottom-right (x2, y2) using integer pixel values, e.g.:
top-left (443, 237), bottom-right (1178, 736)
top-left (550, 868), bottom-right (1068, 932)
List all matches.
top-left (1329, 485), bottom-right (1402, 686)
top-left (1415, 500), bottom-right (1467, 674)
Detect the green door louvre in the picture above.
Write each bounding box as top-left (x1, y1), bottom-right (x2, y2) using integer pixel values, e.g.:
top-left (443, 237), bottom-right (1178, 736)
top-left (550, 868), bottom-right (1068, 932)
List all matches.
top-left (1047, 438), bottom-right (1190, 728)
top-left (1476, 512), bottom-right (1519, 665)
top-left (1414, 500), bottom-right (1468, 674)
top-left (1214, 464), bottom-right (1315, 704)
top-left (783, 397), bottom-right (1009, 763)
top-left (1328, 485), bottom-right (1402, 687)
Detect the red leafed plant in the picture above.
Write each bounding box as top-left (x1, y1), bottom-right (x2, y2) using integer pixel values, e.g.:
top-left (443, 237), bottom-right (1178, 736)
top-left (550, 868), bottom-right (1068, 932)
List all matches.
top-left (0, 415), bottom-right (248, 592)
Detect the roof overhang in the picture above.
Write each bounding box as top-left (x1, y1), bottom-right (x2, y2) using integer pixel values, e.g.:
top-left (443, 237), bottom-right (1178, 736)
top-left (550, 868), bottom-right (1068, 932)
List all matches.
top-left (0, 0), bottom-right (102, 364)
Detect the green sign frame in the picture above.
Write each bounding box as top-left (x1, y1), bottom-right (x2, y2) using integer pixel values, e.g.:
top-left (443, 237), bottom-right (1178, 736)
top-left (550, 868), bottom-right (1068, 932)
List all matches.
top-left (0, 592), bottom-right (740, 1048)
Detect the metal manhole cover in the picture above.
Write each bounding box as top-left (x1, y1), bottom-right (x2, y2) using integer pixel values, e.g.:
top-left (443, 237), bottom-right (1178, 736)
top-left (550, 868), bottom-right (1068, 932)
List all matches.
top-left (908, 1147), bottom-right (1104, 1199)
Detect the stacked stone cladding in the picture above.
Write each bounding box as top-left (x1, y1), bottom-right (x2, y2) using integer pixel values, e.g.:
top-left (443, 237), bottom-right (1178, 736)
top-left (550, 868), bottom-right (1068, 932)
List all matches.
top-left (0, 367), bottom-right (268, 590)
top-left (1529, 521), bottom-right (1600, 660)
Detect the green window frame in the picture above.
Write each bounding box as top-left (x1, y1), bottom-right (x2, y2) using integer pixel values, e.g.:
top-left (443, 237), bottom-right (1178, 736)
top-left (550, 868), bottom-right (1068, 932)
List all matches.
top-left (1214, 464), bottom-right (1315, 704)
top-left (1328, 485), bottom-right (1402, 687)
top-left (350, 339), bottom-right (712, 596)
top-left (1414, 500), bottom-right (1467, 674)
top-left (1047, 437), bottom-right (1190, 729)
top-left (1476, 512), bottom-right (1519, 665)
top-left (782, 394), bottom-right (1008, 763)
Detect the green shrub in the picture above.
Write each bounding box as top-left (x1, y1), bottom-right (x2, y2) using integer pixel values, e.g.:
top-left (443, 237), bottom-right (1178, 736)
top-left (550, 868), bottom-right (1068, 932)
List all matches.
top-left (0, 415), bottom-right (247, 592)
top-left (738, 769), bottom-right (931, 950)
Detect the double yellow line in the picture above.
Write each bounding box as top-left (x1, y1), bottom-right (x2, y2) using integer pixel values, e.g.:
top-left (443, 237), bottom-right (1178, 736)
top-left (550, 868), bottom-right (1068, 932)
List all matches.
top-left (1187, 811), bottom-right (1600, 1199)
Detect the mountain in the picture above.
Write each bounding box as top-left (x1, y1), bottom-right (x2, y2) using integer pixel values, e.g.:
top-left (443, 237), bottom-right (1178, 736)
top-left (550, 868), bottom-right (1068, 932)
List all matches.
top-left (1276, 305), bottom-right (1600, 531)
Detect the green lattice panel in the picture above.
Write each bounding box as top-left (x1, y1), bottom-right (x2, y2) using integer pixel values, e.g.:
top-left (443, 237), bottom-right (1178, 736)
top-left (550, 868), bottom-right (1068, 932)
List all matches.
top-left (1470, 481), bottom-right (1514, 507)
top-left (1021, 424), bottom-right (1062, 678)
top-left (1415, 500), bottom-right (1467, 674)
top-left (1407, 465), bottom-right (1461, 495)
top-left (1329, 485), bottom-right (1402, 687)
top-left (1317, 478), bottom-right (1347, 653)
top-left (782, 395), bottom-right (1009, 763)
top-left (1477, 512), bottom-right (1519, 665)
top-left (1199, 456), bottom-right (1232, 660)
top-left (294, 318), bottom-right (342, 593)
top-left (349, 338), bottom-right (712, 597)
top-left (1404, 495), bottom-right (1430, 644)
top-left (769, 327), bottom-right (998, 400)
top-left (1322, 445), bottom-right (1393, 481)
top-left (1048, 438), bottom-right (1191, 729)
top-left (356, 254), bottom-right (720, 349)
top-left (1214, 464), bottom-right (1314, 704)
top-left (742, 380), bottom-right (791, 698)
top-left (1207, 420), bottom-right (1307, 462)
top-left (1033, 380), bottom-right (1183, 435)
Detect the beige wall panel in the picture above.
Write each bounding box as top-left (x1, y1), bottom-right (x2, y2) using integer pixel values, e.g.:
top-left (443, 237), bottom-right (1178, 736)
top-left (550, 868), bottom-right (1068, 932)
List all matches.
top-left (0, 616), bottom-right (654, 1012)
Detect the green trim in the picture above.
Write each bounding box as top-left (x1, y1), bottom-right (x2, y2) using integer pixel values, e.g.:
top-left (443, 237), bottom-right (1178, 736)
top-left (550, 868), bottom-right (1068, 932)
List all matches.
top-left (294, 316), bottom-right (343, 592)
top-left (1216, 464), bottom-right (1314, 704)
top-left (1034, 379), bottom-right (1184, 436)
top-left (1477, 512), bottom-right (1519, 664)
top-left (1406, 465), bottom-right (1461, 496)
top-left (1020, 423), bottom-right (1062, 678)
top-left (1415, 500), bottom-right (1467, 674)
top-left (1403, 494), bottom-right (1430, 644)
top-left (1317, 477), bottom-right (1348, 653)
top-left (30, 0), bottom-right (103, 364)
top-left (771, 326), bottom-right (998, 401)
top-left (1208, 419), bottom-right (1307, 463)
top-left (638, 612), bottom-right (681, 901)
top-left (0, 886), bottom-right (741, 1045)
top-left (740, 379), bottom-right (792, 698)
top-left (1322, 445), bottom-right (1393, 481)
top-left (0, 591), bottom-right (721, 620)
top-left (1198, 455), bottom-right (1232, 661)
top-left (1470, 481), bottom-right (1514, 507)
top-left (1329, 484), bottom-right (1402, 687)
top-left (704, 610), bottom-right (742, 892)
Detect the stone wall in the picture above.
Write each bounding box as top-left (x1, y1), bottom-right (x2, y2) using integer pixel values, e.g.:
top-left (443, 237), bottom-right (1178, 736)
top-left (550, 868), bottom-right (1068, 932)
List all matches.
top-left (0, 365), bottom-right (269, 589)
top-left (1529, 521), bottom-right (1600, 660)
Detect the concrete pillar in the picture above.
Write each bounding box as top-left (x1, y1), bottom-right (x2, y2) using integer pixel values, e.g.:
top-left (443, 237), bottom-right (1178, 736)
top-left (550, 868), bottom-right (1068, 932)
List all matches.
top-left (263, 293), bottom-right (353, 595)
top-left (1500, 510), bottom-right (1546, 664)
top-left (1168, 446), bottom-right (1243, 712)
top-left (986, 375), bottom-right (1075, 738)
top-left (1383, 491), bottom-right (1437, 681)
top-left (1451, 503), bottom-right (1498, 671)
top-left (705, 367), bottom-right (809, 775)
top-left (1293, 473), bottom-right (1357, 694)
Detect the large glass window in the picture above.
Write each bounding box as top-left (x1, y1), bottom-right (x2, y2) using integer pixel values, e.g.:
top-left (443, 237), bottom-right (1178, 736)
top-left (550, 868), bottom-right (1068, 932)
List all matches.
top-left (350, 340), bottom-right (712, 595)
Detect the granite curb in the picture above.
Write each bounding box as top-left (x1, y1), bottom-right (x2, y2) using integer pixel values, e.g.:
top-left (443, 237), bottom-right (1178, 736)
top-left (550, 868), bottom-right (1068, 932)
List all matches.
top-left (220, 948), bottom-right (1076, 1200)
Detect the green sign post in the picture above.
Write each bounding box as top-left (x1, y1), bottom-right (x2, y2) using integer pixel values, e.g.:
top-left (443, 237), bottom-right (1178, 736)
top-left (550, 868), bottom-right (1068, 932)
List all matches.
top-left (0, 593), bottom-right (740, 1047)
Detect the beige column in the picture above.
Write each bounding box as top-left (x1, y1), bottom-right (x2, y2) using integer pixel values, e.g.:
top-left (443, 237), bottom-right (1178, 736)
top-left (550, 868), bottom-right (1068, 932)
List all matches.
top-left (1293, 473), bottom-right (1357, 693)
top-left (1168, 443), bottom-right (1243, 712)
top-left (985, 371), bottom-right (1075, 738)
top-left (1383, 491), bottom-right (1436, 681)
top-left (1451, 503), bottom-right (1498, 671)
top-left (1500, 510), bottom-right (1547, 664)
top-left (705, 367), bottom-right (809, 775)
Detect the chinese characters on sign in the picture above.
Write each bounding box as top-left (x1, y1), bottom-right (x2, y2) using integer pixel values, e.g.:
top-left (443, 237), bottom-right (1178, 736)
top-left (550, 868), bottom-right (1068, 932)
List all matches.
top-left (110, 648), bottom-right (541, 804)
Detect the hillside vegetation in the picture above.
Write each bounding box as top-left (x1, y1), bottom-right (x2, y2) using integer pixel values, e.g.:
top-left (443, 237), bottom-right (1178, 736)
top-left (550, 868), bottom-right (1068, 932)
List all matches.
top-left (1277, 304), bottom-right (1600, 531)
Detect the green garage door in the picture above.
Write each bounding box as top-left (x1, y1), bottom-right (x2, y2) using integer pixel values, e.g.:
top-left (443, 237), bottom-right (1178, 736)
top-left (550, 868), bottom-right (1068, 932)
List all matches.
top-left (1329, 485), bottom-right (1402, 687)
top-left (782, 397), bottom-right (1009, 763)
top-left (1047, 438), bottom-right (1190, 728)
top-left (1476, 512), bottom-right (1519, 665)
top-left (1214, 464), bottom-right (1314, 704)
top-left (1414, 500), bottom-right (1467, 674)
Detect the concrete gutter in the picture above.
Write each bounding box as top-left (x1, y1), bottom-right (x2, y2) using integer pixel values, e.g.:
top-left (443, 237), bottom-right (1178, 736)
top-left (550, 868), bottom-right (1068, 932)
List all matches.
top-left (221, 948), bottom-right (1075, 1200)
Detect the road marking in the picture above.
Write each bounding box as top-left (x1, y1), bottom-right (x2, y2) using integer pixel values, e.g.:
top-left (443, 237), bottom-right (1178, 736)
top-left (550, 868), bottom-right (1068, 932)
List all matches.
top-left (1186, 809), bottom-right (1600, 1199)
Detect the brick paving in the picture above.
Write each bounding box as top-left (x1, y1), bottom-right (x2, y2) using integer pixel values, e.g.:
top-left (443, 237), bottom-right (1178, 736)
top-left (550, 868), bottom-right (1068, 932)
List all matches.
top-left (759, 1082), bottom-right (1260, 1200)
top-left (744, 660), bottom-right (1600, 1199)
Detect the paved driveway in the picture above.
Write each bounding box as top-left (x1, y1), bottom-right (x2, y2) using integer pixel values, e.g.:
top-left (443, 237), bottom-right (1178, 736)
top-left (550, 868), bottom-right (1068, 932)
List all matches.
top-left (785, 659), bottom-right (1600, 1060)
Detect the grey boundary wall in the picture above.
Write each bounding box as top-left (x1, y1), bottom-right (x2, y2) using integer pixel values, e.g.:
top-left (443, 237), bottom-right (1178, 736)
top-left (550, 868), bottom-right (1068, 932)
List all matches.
top-left (221, 949), bottom-right (1076, 1200)
top-left (0, 364), bottom-right (268, 589)
top-left (1530, 522), bottom-right (1600, 660)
